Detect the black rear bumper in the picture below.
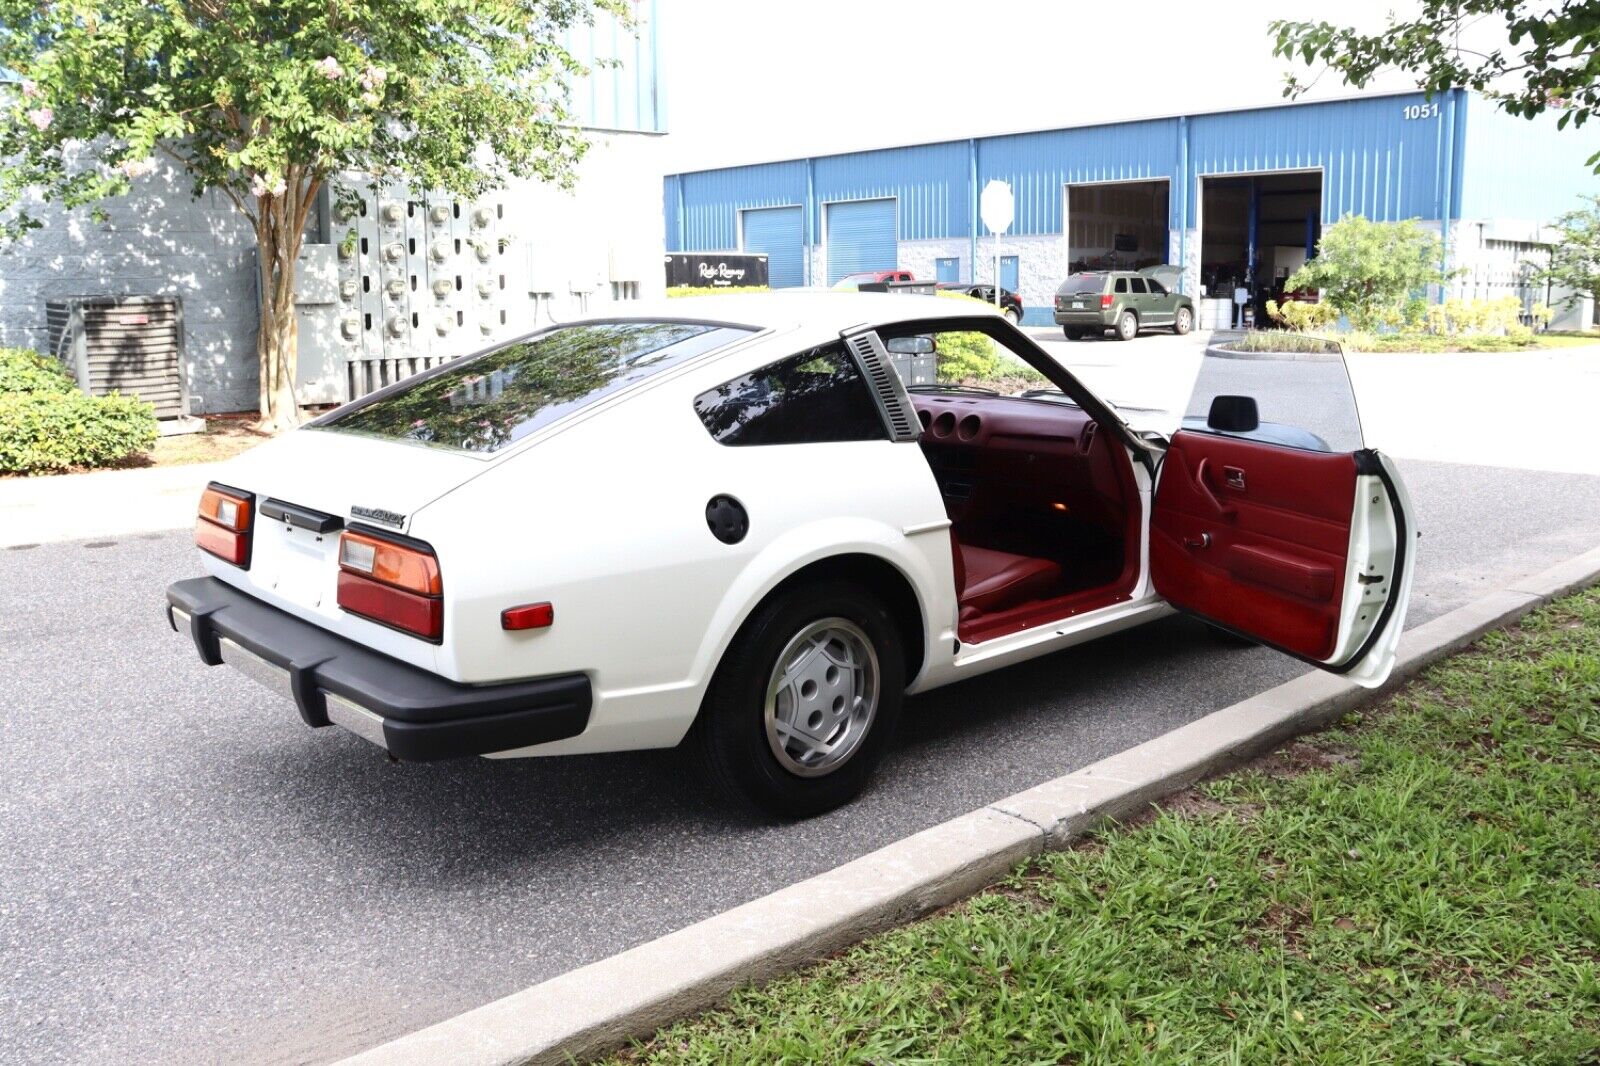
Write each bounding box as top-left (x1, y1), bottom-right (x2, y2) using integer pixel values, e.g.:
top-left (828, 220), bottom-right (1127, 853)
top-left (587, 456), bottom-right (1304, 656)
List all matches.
top-left (166, 577), bottom-right (591, 760)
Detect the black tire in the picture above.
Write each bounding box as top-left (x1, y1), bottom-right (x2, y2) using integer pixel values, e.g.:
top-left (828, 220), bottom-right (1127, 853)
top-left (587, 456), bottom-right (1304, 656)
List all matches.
top-left (1004, 306), bottom-right (1022, 326)
top-left (1063, 327), bottom-right (1082, 341)
top-left (692, 579), bottom-right (905, 819)
top-left (1114, 310), bottom-right (1138, 341)
top-left (1173, 305), bottom-right (1194, 335)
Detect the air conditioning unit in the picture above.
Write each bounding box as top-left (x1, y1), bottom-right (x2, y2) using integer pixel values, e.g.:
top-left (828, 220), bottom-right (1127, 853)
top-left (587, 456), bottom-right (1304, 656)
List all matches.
top-left (45, 295), bottom-right (200, 432)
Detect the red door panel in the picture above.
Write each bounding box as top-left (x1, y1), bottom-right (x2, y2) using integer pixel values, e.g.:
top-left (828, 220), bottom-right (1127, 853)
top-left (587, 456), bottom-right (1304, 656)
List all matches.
top-left (1151, 432), bottom-right (1357, 661)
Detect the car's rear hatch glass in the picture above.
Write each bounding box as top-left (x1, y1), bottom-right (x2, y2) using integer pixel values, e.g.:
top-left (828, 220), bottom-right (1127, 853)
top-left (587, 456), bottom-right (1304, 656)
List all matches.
top-left (1058, 274), bottom-right (1105, 295)
top-left (315, 321), bottom-right (753, 454)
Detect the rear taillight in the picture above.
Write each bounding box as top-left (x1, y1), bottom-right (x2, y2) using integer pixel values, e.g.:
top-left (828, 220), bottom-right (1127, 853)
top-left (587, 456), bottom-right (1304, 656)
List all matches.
top-left (1100, 294), bottom-right (1114, 308)
top-left (337, 529), bottom-right (443, 641)
top-left (195, 483), bottom-right (253, 567)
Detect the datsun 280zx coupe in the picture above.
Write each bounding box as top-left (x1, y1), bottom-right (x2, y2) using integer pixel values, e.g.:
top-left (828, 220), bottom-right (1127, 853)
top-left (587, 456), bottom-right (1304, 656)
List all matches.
top-left (167, 293), bottom-right (1414, 818)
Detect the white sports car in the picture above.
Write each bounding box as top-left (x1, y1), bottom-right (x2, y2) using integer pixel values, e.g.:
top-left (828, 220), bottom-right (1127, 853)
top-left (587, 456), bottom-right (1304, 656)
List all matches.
top-left (168, 293), bottom-right (1414, 817)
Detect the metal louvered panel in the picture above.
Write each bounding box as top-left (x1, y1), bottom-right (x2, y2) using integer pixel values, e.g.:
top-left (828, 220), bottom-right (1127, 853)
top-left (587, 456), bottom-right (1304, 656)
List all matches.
top-left (842, 330), bottom-right (919, 443)
top-left (44, 295), bottom-right (189, 418)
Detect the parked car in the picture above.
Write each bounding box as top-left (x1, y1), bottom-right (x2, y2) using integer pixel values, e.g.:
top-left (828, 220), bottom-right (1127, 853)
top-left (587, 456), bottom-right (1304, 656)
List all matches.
top-left (936, 282), bottom-right (1023, 325)
top-left (167, 293), bottom-right (1414, 819)
top-left (832, 269), bottom-right (914, 291)
top-left (1054, 268), bottom-right (1196, 340)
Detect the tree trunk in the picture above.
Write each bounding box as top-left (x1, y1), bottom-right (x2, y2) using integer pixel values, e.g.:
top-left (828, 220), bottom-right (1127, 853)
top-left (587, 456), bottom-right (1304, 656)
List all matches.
top-left (253, 169), bottom-right (321, 432)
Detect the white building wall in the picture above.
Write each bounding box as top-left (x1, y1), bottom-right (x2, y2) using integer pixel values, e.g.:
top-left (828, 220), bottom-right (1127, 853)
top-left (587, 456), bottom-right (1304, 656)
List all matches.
top-left (896, 238), bottom-right (969, 284)
top-left (0, 131), bottom-right (666, 412)
top-left (969, 233), bottom-right (1063, 317)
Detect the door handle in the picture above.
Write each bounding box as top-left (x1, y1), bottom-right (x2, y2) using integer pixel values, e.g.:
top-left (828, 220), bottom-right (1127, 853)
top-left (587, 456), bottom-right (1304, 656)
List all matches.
top-left (1184, 532), bottom-right (1212, 549)
top-left (1193, 458), bottom-right (1236, 517)
top-left (1224, 466), bottom-right (1246, 490)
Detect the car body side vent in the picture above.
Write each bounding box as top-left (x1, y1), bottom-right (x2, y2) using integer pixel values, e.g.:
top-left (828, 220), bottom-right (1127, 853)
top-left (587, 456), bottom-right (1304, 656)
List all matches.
top-left (842, 329), bottom-right (919, 443)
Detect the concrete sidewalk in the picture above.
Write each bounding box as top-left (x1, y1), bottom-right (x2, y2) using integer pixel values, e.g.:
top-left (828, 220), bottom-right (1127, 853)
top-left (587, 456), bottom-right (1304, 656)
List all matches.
top-left (0, 462), bottom-right (221, 547)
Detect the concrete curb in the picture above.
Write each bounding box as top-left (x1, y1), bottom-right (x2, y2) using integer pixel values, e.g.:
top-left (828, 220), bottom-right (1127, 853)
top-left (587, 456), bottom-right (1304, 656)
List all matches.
top-left (340, 544), bottom-right (1600, 1066)
top-left (1205, 342), bottom-right (1345, 362)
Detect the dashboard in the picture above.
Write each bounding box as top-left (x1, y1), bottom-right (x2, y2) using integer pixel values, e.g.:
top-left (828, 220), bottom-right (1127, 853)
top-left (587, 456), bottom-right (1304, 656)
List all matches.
top-left (908, 391), bottom-right (1122, 533)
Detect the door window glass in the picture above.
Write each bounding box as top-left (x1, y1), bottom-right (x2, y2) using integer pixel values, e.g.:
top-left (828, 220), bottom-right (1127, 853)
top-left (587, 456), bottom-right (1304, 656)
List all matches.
top-left (1130, 278), bottom-right (1149, 294)
top-left (695, 343), bottom-right (888, 446)
top-left (1147, 278), bottom-right (1168, 295)
top-left (1182, 339), bottom-right (1364, 453)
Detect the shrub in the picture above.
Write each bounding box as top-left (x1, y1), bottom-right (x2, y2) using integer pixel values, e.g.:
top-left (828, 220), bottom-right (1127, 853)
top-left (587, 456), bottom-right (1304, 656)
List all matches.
top-left (1285, 214), bottom-right (1451, 330)
top-left (0, 346), bottom-right (76, 395)
top-left (666, 285), bottom-right (770, 298)
top-left (1265, 299), bottom-right (1339, 332)
top-left (1223, 330), bottom-right (1348, 355)
top-left (0, 351), bottom-right (158, 474)
top-left (932, 289), bottom-right (1000, 382)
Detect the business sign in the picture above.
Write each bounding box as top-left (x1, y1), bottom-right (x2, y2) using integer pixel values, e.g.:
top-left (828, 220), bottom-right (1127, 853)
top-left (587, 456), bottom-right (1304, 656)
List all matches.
top-left (664, 253), bottom-right (770, 289)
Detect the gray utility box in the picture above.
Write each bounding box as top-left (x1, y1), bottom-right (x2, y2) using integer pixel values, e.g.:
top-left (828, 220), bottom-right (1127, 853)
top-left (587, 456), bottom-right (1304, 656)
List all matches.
top-left (45, 295), bottom-right (190, 420)
top-left (885, 335), bottom-right (937, 387)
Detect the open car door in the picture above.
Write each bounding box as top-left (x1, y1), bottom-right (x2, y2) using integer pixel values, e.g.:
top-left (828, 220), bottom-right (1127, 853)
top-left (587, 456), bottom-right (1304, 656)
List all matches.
top-left (1150, 341), bottom-right (1415, 687)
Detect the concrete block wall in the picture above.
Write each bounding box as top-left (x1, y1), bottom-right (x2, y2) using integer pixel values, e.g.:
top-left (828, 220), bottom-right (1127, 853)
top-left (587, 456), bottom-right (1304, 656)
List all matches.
top-left (896, 238), bottom-right (969, 285)
top-left (968, 234), bottom-right (1062, 322)
top-left (0, 131), bottom-right (667, 413)
top-left (0, 154), bottom-right (261, 413)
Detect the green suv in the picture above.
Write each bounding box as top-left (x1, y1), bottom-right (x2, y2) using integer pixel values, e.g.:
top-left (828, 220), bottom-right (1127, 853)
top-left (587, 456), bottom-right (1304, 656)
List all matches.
top-left (1053, 268), bottom-right (1195, 341)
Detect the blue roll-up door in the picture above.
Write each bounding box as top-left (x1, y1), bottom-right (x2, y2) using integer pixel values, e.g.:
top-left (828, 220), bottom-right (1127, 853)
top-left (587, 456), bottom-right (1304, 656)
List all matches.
top-left (935, 257), bottom-right (959, 283)
top-left (741, 206), bottom-right (804, 288)
top-left (826, 198), bottom-right (897, 284)
top-left (1000, 255), bottom-right (1020, 293)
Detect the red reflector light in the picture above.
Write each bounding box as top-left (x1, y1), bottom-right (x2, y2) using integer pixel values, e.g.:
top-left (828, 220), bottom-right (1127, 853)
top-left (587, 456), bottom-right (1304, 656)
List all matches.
top-left (1100, 294), bottom-right (1114, 308)
top-left (501, 602), bottom-right (554, 631)
top-left (195, 483), bottom-right (252, 566)
top-left (194, 517), bottom-right (247, 565)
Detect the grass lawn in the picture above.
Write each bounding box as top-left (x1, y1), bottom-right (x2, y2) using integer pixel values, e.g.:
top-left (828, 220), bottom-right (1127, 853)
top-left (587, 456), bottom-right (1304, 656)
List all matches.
top-left (615, 589), bottom-right (1600, 1064)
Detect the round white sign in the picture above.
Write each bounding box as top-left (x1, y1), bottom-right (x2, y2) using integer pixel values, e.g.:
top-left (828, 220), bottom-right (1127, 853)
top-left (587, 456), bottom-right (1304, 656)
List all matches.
top-left (980, 180), bottom-right (1014, 235)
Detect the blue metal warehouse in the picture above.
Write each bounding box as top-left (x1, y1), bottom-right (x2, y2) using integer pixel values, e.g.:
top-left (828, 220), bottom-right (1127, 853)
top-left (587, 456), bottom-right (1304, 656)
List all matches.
top-left (664, 90), bottom-right (1599, 324)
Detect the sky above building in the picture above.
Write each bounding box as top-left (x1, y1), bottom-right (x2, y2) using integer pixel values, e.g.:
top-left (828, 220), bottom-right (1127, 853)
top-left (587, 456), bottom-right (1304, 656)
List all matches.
top-left (658, 0), bottom-right (1431, 173)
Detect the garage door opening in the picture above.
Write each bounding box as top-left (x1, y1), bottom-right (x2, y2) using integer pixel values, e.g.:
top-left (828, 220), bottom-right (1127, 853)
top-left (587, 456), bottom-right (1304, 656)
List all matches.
top-left (1199, 170), bottom-right (1322, 326)
top-left (741, 206), bottom-right (804, 288)
top-left (1066, 180), bottom-right (1169, 275)
top-left (826, 198), bottom-right (897, 285)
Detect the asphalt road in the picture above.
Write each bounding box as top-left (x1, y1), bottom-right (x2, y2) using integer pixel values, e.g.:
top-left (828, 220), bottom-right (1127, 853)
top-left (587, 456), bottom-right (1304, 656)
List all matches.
top-left (4, 452), bottom-right (1599, 1065)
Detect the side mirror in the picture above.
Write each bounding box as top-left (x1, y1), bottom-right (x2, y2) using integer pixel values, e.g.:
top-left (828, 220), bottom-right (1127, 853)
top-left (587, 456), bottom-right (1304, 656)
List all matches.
top-left (885, 335), bottom-right (935, 355)
top-left (1207, 395), bottom-right (1260, 433)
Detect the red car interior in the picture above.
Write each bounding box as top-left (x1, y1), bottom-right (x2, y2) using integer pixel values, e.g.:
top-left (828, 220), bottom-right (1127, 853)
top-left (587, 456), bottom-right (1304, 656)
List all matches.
top-left (911, 392), bottom-right (1141, 643)
top-left (1150, 431), bottom-right (1357, 661)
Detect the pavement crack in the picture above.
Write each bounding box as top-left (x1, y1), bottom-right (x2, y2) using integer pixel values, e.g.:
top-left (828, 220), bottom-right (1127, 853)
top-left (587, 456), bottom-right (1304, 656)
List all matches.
top-left (987, 804), bottom-right (1049, 839)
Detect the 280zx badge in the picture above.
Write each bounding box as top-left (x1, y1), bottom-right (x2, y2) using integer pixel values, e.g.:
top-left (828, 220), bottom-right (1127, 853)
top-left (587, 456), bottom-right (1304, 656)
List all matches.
top-left (350, 505), bottom-right (405, 529)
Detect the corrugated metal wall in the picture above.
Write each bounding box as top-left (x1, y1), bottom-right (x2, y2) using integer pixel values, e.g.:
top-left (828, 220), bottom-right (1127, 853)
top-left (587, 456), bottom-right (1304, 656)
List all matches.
top-left (979, 118), bottom-right (1180, 233)
top-left (1459, 94), bottom-right (1600, 222)
top-left (812, 142), bottom-right (969, 241)
top-left (666, 90), bottom-right (1595, 256)
top-left (1187, 93), bottom-right (1452, 224)
top-left (564, 0), bottom-right (665, 135)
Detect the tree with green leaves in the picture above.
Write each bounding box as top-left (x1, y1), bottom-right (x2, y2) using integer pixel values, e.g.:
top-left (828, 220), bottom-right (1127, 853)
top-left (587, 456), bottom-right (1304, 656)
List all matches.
top-left (0, 0), bottom-right (625, 429)
top-left (1285, 215), bottom-right (1452, 330)
top-left (1271, 3), bottom-right (1600, 164)
top-left (1531, 194), bottom-right (1600, 308)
